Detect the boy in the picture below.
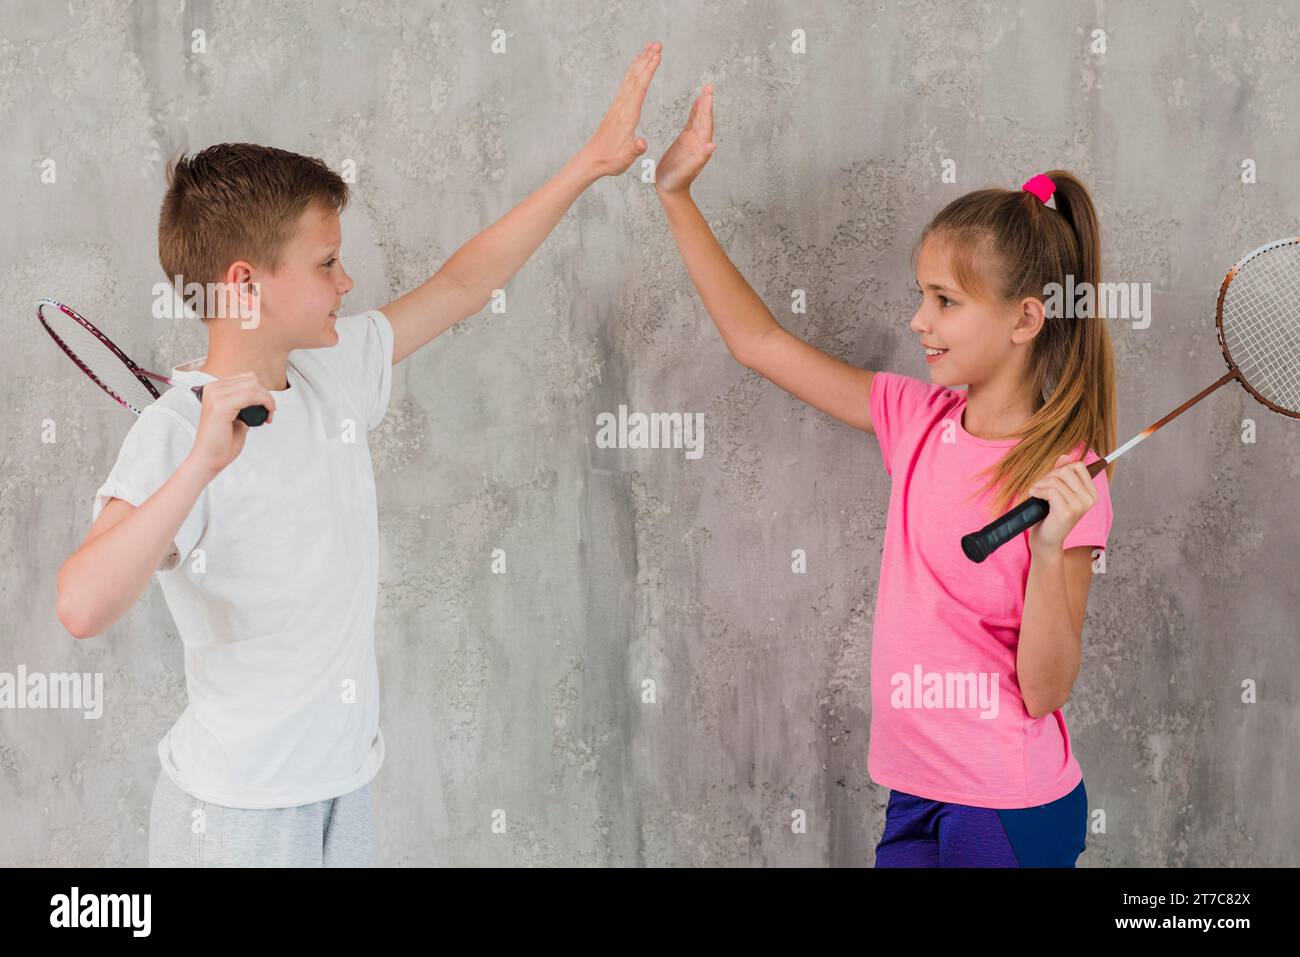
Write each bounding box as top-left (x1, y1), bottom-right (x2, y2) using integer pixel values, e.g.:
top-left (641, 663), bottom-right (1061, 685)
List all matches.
top-left (55, 42), bottom-right (662, 867)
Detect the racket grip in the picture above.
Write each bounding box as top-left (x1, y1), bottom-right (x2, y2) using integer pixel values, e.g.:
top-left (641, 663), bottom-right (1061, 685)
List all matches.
top-left (237, 405), bottom-right (269, 427)
top-left (960, 496), bottom-right (1050, 563)
top-left (190, 386), bottom-right (269, 427)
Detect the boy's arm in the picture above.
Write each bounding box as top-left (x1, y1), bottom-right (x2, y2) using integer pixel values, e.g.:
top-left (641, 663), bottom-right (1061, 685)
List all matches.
top-left (384, 41), bottom-right (662, 365)
top-left (57, 372), bottom-right (275, 639)
top-left (58, 459), bottom-right (216, 639)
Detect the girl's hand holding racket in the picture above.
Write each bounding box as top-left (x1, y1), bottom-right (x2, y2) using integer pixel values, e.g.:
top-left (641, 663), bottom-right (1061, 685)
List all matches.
top-left (962, 237), bottom-right (1300, 563)
top-left (188, 373), bottom-right (276, 478)
top-left (1024, 453), bottom-right (1099, 555)
top-left (655, 84), bottom-right (717, 196)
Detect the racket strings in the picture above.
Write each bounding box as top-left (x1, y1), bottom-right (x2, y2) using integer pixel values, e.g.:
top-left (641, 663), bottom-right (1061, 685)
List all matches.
top-left (1221, 242), bottom-right (1300, 413)
top-left (42, 307), bottom-right (160, 413)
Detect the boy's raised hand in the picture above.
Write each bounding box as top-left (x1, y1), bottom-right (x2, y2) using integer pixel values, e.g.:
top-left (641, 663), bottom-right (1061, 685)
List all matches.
top-left (655, 84), bottom-right (716, 196)
top-left (383, 42), bottom-right (663, 364)
top-left (578, 41), bottom-right (662, 178)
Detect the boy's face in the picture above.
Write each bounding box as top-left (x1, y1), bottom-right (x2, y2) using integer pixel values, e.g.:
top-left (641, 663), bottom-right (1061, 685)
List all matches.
top-left (254, 200), bottom-right (354, 351)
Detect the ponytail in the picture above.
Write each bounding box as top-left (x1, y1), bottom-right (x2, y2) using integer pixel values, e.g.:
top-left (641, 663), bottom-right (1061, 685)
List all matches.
top-left (916, 170), bottom-right (1118, 518)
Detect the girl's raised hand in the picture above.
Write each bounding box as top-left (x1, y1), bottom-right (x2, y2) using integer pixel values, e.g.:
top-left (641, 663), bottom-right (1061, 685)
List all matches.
top-left (655, 84), bottom-right (716, 196)
top-left (1026, 453), bottom-right (1099, 554)
top-left (579, 41), bottom-right (662, 178)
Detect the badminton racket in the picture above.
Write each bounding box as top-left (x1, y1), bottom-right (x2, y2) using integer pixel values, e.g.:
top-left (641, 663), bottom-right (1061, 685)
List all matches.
top-left (37, 299), bottom-right (269, 427)
top-left (962, 236), bottom-right (1300, 563)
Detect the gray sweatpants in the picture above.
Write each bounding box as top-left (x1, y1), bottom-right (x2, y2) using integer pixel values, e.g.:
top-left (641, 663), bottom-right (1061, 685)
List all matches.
top-left (147, 768), bottom-right (375, 867)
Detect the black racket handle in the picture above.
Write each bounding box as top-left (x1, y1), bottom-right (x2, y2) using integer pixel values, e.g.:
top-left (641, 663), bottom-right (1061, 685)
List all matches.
top-left (190, 385), bottom-right (269, 427)
top-left (961, 496), bottom-right (1049, 563)
top-left (961, 458), bottom-right (1107, 563)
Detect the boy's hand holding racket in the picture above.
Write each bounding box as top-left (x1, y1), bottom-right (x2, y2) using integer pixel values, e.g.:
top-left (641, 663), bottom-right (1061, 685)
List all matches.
top-left (655, 84), bottom-right (717, 196)
top-left (577, 41), bottom-right (662, 178)
top-left (188, 373), bottom-right (277, 478)
top-left (1025, 453), bottom-right (1099, 555)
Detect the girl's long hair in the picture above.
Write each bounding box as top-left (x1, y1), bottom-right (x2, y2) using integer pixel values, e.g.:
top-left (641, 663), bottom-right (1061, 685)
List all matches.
top-left (915, 170), bottom-right (1118, 519)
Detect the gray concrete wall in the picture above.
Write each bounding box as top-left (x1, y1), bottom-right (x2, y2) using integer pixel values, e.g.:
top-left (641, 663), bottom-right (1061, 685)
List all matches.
top-left (2, 0), bottom-right (1297, 866)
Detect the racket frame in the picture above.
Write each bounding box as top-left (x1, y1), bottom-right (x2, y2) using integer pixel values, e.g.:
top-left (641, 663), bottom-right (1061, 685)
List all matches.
top-left (36, 298), bottom-right (269, 427)
top-left (1215, 236), bottom-right (1300, 421)
top-left (961, 236), bottom-right (1300, 562)
top-left (37, 299), bottom-right (168, 414)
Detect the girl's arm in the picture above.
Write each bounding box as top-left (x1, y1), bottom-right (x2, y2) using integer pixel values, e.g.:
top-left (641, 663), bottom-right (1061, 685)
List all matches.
top-left (655, 85), bottom-right (876, 434)
top-left (1018, 546), bottom-right (1094, 717)
top-left (384, 42), bottom-right (663, 365)
top-left (1018, 454), bottom-right (1102, 717)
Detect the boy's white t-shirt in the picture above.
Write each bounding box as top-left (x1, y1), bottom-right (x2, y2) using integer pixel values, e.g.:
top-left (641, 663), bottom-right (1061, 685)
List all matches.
top-left (92, 310), bottom-right (395, 809)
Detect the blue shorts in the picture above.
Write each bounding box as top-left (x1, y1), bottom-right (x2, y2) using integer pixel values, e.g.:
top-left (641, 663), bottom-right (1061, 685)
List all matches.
top-left (875, 779), bottom-right (1087, 867)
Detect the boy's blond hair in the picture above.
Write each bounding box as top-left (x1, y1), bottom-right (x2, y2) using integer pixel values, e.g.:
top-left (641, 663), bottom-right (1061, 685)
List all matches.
top-left (158, 143), bottom-right (349, 300)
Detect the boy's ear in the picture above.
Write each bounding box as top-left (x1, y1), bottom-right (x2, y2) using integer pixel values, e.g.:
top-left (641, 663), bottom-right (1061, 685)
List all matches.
top-left (217, 260), bottom-right (258, 321)
top-left (224, 260), bottom-right (254, 286)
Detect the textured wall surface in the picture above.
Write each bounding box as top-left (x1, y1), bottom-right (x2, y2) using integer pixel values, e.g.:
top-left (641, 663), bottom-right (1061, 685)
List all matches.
top-left (2, 0), bottom-right (1297, 866)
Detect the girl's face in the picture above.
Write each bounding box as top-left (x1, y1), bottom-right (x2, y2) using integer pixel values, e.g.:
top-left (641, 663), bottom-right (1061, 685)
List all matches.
top-left (909, 235), bottom-right (1025, 389)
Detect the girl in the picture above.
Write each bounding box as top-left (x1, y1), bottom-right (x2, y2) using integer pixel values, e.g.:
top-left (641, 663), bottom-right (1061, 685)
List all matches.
top-left (653, 85), bottom-right (1117, 868)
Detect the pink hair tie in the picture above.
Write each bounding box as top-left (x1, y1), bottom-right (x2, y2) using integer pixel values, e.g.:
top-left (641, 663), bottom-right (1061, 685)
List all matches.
top-left (1021, 173), bottom-right (1056, 203)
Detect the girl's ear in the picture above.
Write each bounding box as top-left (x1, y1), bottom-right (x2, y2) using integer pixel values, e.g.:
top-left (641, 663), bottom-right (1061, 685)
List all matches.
top-left (1011, 295), bottom-right (1046, 345)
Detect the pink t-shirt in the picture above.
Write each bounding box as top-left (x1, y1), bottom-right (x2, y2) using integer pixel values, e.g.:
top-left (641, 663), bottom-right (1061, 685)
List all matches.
top-left (866, 371), bottom-right (1113, 809)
